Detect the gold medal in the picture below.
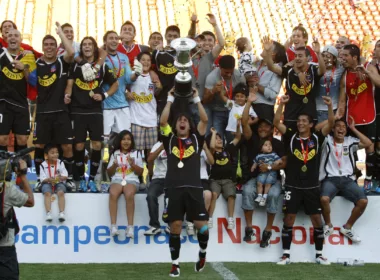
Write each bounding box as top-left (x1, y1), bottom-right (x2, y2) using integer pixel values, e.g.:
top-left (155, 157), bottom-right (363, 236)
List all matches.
top-left (178, 161), bottom-right (184, 168)
top-left (303, 97), bottom-right (308, 104)
top-left (89, 90), bottom-right (94, 97)
top-left (301, 165), bottom-right (307, 172)
top-left (121, 179), bottom-right (126, 186)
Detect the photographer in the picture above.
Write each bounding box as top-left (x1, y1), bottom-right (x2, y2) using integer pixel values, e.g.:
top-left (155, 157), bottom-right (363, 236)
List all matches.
top-left (0, 159), bottom-right (34, 280)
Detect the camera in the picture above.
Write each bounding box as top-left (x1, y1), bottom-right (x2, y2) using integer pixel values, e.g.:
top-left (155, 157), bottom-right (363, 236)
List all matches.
top-left (0, 147), bottom-right (34, 182)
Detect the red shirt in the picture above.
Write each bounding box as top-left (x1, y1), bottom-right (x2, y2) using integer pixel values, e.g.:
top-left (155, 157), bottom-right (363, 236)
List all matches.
top-left (345, 62), bottom-right (375, 125)
top-left (116, 43), bottom-right (148, 67)
top-left (0, 37), bottom-right (42, 58)
top-left (286, 45), bottom-right (318, 63)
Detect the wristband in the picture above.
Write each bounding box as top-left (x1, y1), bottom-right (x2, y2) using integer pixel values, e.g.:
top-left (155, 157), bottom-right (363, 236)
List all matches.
top-left (193, 96), bottom-right (201, 104)
top-left (104, 92), bottom-right (109, 98)
top-left (167, 95), bottom-right (175, 103)
top-left (94, 64), bottom-right (101, 71)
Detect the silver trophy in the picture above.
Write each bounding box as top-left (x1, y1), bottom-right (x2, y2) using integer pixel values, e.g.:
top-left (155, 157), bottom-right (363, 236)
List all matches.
top-left (170, 38), bottom-right (197, 99)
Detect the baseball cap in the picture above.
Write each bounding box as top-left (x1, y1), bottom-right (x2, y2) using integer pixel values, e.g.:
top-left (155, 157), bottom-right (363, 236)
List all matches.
top-left (194, 34), bottom-right (205, 40)
top-left (323, 45), bottom-right (338, 58)
top-left (257, 118), bottom-right (273, 127)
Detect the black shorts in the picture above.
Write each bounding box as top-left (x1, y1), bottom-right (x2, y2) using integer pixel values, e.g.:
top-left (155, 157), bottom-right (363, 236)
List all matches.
top-left (0, 102), bottom-right (30, 135)
top-left (0, 246), bottom-right (19, 280)
top-left (166, 187), bottom-right (209, 222)
top-left (376, 115), bottom-right (380, 143)
top-left (34, 111), bottom-right (73, 144)
top-left (355, 123), bottom-right (376, 143)
top-left (71, 114), bottom-right (103, 143)
top-left (202, 179), bottom-right (211, 192)
top-left (283, 186), bottom-right (321, 215)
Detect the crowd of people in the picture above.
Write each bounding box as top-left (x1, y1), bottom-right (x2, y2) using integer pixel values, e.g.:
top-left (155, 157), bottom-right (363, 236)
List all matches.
top-left (1, 12), bottom-right (380, 277)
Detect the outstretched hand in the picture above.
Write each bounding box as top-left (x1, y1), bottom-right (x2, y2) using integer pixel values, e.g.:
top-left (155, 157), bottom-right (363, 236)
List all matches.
top-left (280, 95), bottom-right (290, 104)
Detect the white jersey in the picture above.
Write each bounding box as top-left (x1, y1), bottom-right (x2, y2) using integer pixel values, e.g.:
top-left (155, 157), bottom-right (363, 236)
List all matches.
top-left (200, 150), bottom-right (209, 180)
top-left (226, 100), bottom-right (257, 132)
top-left (129, 74), bottom-right (157, 127)
top-left (151, 142), bottom-right (168, 180)
top-left (107, 149), bottom-right (144, 183)
top-left (57, 41), bottom-right (80, 57)
top-left (39, 160), bottom-right (68, 182)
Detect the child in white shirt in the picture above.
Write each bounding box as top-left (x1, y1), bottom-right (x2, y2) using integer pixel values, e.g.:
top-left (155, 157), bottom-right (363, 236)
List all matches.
top-left (40, 144), bottom-right (68, 223)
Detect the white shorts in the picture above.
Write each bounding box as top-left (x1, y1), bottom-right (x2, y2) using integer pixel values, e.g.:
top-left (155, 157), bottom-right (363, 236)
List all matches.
top-left (103, 107), bottom-right (131, 135)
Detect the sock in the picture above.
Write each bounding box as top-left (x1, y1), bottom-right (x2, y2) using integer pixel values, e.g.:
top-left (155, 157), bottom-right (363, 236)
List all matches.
top-left (197, 229), bottom-right (209, 259)
top-left (74, 149), bottom-right (85, 178)
top-left (0, 145), bottom-right (7, 152)
top-left (258, 194), bottom-right (263, 197)
top-left (63, 156), bottom-right (74, 179)
top-left (89, 149), bottom-right (101, 180)
top-left (34, 148), bottom-right (45, 178)
top-left (365, 152), bottom-right (376, 178)
top-left (15, 144), bottom-right (27, 152)
top-left (314, 227), bottom-right (324, 258)
top-left (169, 233), bottom-right (181, 262)
top-left (263, 194), bottom-right (268, 199)
top-left (281, 226), bottom-right (293, 257)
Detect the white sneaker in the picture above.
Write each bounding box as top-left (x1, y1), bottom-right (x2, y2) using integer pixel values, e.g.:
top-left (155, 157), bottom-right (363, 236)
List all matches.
top-left (316, 256), bottom-right (331, 265)
top-left (111, 225), bottom-right (119, 236)
top-left (126, 225), bottom-right (134, 238)
top-left (340, 227), bottom-right (361, 243)
top-left (208, 218), bottom-right (213, 229)
top-left (58, 212), bottom-right (65, 222)
top-left (45, 212), bottom-right (53, 222)
top-left (277, 255), bottom-right (290, 265)
top-left (227, 217), bottom-right (235, 229)
top-left (324, 225), bottom-right (334, 237)
top-left (259, 197), bottom-right (267, 207)
top-left (186, 222), bottom-right (195, 236)
top-left (165, 225), bottom-right (170, 234)
top-left (144, 226), bottom-right (161, 236)
top-left (254, 196), bottom-right (262, 203)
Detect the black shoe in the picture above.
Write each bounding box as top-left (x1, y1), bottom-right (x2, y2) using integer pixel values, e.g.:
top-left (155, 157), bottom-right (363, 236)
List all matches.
top-left (260, 230), bottom-right (272, 248)
top-left (195, 257), bottom-right (206, 272)
top-left (169, 264), bottom-right (180, 277)
top-left (243, 227), bottom-right (255, 242)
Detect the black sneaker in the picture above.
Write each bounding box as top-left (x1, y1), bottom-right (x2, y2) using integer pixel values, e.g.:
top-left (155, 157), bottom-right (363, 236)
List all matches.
top-left (169, 264), bottom-right (180, 277)
top-left (243, 227), bottom-right (255, 242)
top-left (195, 257), bottom-right (206, 272)
top-left (260, 230), bottom-right (272, 248)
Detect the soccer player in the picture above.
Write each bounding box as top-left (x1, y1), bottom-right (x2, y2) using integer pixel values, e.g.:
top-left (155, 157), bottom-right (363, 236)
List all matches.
top-left (318, 117), bottom-right (370, 242)
top-left (31, 22), bottom-right (76, 192)
top-left (148, 32), bottom-right (164, 51)
top-left (263, 36), bottom-right (326, 132)
top-left (0, 29), bottom-right (35, 153)
top-left (284, 25), bottom-right (318, 63)
top-left (56, 23), bottom-right (80, 56)
top-left (65, 36), bottom-right (118, 193)
top-left (336, 44), bottom-right (380, 192)
top-left (117, 21), bottom-right (150, 67)
top-left (373, 40), bottom-right (380, 191)
top-left (274, 95), bottom-right (334, 265)
top-left (160, 88), bottom-right (209, 277)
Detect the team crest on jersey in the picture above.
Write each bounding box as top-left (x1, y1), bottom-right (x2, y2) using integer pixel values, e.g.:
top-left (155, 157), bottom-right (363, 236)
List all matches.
top-left (172, 146), bottom-right (195, 159)
top-left (51, 65), bottom-right (56, 72)
top-left (185, 138), bottom-right (192, 145)
top-left (308, 140), bottom-right (315, 149)
top-left (148, 83), bottom-right (154, 93)
top-left (294, 149), bottom-right (316, 161)
top-left (291, 83), bottom-right (312, 95)
top-left (343, 146), bottom-right (349, 155)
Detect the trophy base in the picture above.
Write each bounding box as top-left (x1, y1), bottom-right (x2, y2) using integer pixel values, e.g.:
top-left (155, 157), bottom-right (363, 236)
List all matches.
top-left (173, 79), bottom-right (193, 99)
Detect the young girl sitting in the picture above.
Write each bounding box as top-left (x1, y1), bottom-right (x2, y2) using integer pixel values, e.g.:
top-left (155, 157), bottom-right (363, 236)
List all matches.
top-left (251, 139), bottom-right (282, 206)
top-left (40, 144), bottom-right (68, 223)
top-left (107, 130), bottom-right (144, 238)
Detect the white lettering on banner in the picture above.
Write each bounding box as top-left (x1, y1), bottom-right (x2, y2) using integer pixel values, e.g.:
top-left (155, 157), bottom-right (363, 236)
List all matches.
top-left (14, 195), bottom-right (380, 263)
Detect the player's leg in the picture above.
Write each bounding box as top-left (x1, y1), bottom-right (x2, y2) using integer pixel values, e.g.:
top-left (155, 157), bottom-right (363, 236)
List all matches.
top-left (72, 114), bottom-right (88, 192)
top-left (320, 177), bottom-right (339, 237)
top-left (108, 182), bottom-right (123, 236)
top-left (12, 104), bottom-right (30, 151)
top-left (202, 180), bottom-right (212, 211)
top-left (88, 114), bottom-right (104, 192)
top-left (123, 182), bottom-right (138, 238)
top-left (0, 102), bottom-right (11, 151)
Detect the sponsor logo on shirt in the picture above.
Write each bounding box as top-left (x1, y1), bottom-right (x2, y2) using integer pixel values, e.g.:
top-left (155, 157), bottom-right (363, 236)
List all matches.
top-left (38, 74), bottom-right (57, 87)
top-left (349, 82), bottom-right (367, 96)
top-left (132, 92), bottom-right (153, 103)
top-left (172, 146), bottom-right (195, 158)
top-left (159, 63), bottom-right (178, 75)
top-left (2, 66), bottom-right (24, 80)
top-left (294, 149), bottom-right (316, 161)
top-left (216, 158), bottom-right (229, 165)
top-left (291, 83), bottom-right (312, 95)
top-left (75, 78), bottom-right (99, 90)
top-left (116, 167), bottom-right (133, 175)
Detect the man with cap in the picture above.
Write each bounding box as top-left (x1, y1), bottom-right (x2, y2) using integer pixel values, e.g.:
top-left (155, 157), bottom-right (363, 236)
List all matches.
top-left (240, 90), bottom-right (286, 248)
top-left (203, 55), bottom-right (245, 139)
top-left (315, 45), bottom-right (345, 123)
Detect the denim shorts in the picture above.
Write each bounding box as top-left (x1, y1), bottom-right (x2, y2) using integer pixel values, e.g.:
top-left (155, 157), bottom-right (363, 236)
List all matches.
top-left (241, 177), bottom-right (282, 213)
top-left (110, 178), bottom-right (139, 192)
top-left (42, 183), bottom-right (67, 194)
top-left (321, 177), bottom-right (367, 203)
top-left (257, 171), bottom-right (278, 185)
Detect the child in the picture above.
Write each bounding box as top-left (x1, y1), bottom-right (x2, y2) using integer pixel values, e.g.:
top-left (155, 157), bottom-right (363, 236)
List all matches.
top-left (107, 130), bottom-right (144, 238)
top-left (251, 139), bottom-right (282, 206)
top-left (236, 37), bottom-right (258, 75)
top-left (207, 122), bottom-right (241, 230)
top-left (40, 144), bottom-right (68, 223)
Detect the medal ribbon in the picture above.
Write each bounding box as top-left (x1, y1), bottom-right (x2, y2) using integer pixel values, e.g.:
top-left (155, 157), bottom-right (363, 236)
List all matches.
top-left (324, 67), bottom-right (335, 95)
top-left (222, 78), bottom-right (233, 100)
top-left (178, 139), bottom-right (184, 164)
top-left (333, 139), bottom-right (343, 170)
top-left (119, 154), bottom-right (129, 180)
top-left (192, 58), bottom-right (200, 80)
top-left (257, 61), bottom-right (266, 79)
top-left (107, 53), bottom-right (122, 78)
top-left (300, 138), bottom-right (310, 166)
top-left (48, 160), bottom-right (57, 189)
top-left (301, 66), bottom-right (310, 98)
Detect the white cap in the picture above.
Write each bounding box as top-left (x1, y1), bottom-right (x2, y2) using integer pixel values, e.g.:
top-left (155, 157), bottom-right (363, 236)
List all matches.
top-left (323, 45), bottom-right (338, 58)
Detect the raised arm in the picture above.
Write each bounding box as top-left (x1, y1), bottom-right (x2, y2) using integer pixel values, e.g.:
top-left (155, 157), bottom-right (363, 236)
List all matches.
top-left (262, 36), bottom-right (283, 76)
top-left (203, 142), bottom-right (214, 165)
top-left (209, 127), bottom-right (217, 153)
top-left (335, 72), bottom-right (347, 120)
top-left (312, 38), bottom-right (326, 76)
top-left (159, 88), bottom-right (174, 128)
top-left (273, 95), bottom-right (288, 135)
top-left (231, 119), bottom-right (242, 146)
top-left (55, 22), bottom-right (74, 63)
top-left (321, 96), bottom-right (335, 136)
top-left (241, 87), bottom-right (257, 140)
top-left (207, 13), bottom-right (225, 59)
top-left (194, 88), bottom-right (208, 136)
top-left (348, 116), bottom-right (372, 149)
top-left (356, 64), bottom-right (380, 87)
top-left (188, 14), bottom-right (198, 38)
top-left (148, 143), bottom-right (164, 163)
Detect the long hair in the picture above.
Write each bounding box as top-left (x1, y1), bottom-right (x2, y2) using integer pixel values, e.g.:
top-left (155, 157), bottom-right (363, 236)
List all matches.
top-left (273, 41), bottom-right (287, 65)
top-left (113, 130), bottom-right (135, 154)
top-left (79, 36), bottom-right (99, 62)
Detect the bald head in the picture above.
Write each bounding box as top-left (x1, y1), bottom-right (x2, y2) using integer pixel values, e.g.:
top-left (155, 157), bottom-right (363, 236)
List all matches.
top-left (336, 36), bottom-right (350, 51)
top-left (7, 29), bottom-right (22, 51)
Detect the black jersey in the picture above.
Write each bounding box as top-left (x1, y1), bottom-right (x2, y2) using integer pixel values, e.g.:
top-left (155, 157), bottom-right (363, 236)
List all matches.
top-left (0, 48), bottom-right (29, 108)
top-left (281, 64), bottom-right (321, 121)
top-left (283, 128), bottom-right (325, 189)
top-left (210, 143), bottom-right (237, 180)
top-left (162, 129), bottom-right (204, 189)
top-left (36, 57), bottom-right (70, 113)
top-left (69, 62), bottom-right (116, 114)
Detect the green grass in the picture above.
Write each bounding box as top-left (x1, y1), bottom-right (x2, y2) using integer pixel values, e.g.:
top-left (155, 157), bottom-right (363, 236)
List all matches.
top-left (20, 263), bottom-right (380, 280)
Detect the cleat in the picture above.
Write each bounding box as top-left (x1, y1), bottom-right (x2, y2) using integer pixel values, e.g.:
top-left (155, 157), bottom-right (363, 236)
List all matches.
top-left (88, 180), bottom-right (98, 193)
top-left (208, 218), bottom-right (213, 229)
top-left (260, 230), bottom-right (272, 248)
top-left (227, 217), bottom-right (235, 229)
top-left (144, 226), bottom-right (161, 236)
top-left (259, 197), bottom-right (267, 207)
top-left (277, 255), bottom-right (290, 265)
top-left (45, 212), bottom-right (53, 222)
top-left (58, 212), bottom-right (65, 222)
top-left (126, 225), bottom-right (134, 238)
top-left (110, 225), bottom-right (119, 237)
top-left (254, 196), bottom-right (262, 203)
top-left (363, 179), bottom-right (372, 194)
top-left (195, 257), bottom-right (206, 272)
top-left (34, 180), bottom-right (42, 192)
top-left (169, 264), bottom-right (180, 277)
top-left (79, 179), bottom-right (87, 192)
top-left (66, 179), bottom-right (76, 192)
top-left (340, 227), bottom-right (361, 243)
top-left (316, 256), bottom-right (331, 265)
top-left (186, 222), bottom-right (195, 236)
top-left (324, 225), bottom-right (334, 237)
top-left (243, 227), bottom-right (255, 242)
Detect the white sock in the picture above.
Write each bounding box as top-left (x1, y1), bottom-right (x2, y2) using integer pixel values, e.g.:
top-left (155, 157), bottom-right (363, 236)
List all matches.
top-left (263, 194), bottom-right (268, 199)
top-left (258, 194), bottom-right (263, 197)
top-left (172, 259), bottom-right (179, 265)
